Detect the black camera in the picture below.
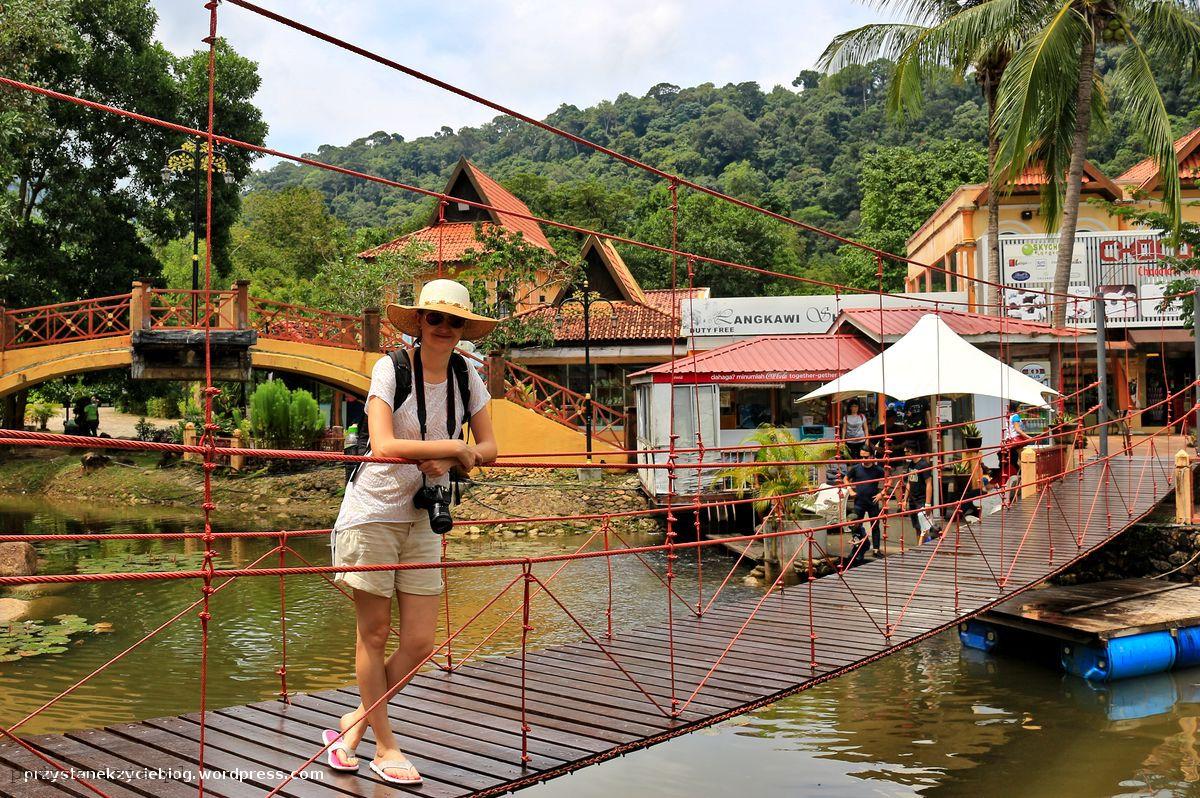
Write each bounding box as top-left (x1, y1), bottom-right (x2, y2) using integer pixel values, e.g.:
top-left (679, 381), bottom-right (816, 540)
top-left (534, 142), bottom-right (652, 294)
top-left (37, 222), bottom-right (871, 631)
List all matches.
top-left (414, 483), bottom-right (454, 535)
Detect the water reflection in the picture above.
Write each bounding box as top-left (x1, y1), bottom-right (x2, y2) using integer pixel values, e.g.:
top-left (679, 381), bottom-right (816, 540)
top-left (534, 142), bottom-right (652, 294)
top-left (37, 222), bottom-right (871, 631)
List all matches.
top-left (8, 495), bottom-right (1200, 796)
top-left (0, 496), bottom-right (753, 736)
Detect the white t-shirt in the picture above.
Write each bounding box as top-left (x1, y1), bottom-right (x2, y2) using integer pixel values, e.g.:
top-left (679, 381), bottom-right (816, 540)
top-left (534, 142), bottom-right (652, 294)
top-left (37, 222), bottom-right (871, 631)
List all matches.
top-left (335, 353), bottom-right (489, 527)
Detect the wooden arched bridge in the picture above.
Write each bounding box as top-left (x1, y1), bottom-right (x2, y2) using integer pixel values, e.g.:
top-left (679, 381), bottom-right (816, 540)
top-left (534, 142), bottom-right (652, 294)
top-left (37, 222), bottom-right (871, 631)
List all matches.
top-left (0, 283), bottom-right (624, 458)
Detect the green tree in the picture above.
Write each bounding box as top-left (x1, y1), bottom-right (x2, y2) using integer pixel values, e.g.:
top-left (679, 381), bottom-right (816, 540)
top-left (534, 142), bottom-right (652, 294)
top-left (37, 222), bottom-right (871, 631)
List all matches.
top-left (312, 241), bottom-right (431, 315)
top-left (456, 224), bottom-right (576, 352)
top-left (839, 140), bottom-right (987, 291)
top-left (625, 184), bottom-right (803, 297)
top-left (0, 1), bottom-right (266, 306)
top-left (229, 186), bottom-right (347, 301)
top-left (987, 0), bottom-right (1200, 325)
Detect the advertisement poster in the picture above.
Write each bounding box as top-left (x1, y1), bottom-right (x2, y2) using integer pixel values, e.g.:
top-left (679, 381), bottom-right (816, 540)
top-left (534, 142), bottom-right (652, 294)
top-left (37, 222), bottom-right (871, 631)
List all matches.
top-left (995, 231), bottom-right (1194, 328)
top-left (1016, 361), bottom-right (1051, 387)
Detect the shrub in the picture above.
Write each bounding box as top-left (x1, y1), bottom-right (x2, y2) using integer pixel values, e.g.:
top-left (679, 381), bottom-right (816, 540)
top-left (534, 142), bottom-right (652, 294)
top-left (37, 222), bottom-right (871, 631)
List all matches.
top-left (146, 397), bottom-right (181, 419)
top-left (24, 401), bottom-right (56, 430)
top-left (288, 388), bottom-right (324, 449)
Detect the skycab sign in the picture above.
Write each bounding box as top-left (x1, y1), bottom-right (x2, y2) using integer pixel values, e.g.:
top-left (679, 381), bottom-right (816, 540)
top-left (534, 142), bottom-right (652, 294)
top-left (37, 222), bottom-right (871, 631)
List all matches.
top-left (999, 230), bottom-right (1195, 328)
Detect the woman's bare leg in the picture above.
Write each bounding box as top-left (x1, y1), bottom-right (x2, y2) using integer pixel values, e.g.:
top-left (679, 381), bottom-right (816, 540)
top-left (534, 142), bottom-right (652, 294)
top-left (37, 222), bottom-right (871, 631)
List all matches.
top-left (341, 592), bottom-right (439, 771)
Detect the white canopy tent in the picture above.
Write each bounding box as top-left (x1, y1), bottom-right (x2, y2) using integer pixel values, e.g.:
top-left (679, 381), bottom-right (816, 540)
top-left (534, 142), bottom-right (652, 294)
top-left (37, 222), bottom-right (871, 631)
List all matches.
top-left (801, 314), bottom-right (1058, 406)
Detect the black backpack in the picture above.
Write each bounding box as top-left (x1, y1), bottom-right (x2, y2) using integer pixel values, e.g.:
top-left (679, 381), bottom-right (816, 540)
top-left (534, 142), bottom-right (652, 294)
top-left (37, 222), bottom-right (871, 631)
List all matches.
top-left (346, 347), bottom-right (472, 483)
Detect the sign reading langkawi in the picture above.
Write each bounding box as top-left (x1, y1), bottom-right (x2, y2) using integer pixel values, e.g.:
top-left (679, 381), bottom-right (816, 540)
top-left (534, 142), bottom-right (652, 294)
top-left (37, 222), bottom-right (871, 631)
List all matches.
top-left (998, 231), bottom-right (1196, 328)
top-left (680, 293), bottom-right (963, 337)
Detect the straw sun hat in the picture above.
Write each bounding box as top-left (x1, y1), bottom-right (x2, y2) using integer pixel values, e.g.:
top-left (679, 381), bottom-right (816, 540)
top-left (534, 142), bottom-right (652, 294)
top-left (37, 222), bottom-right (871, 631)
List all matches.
top-left (386, 278), bottom-right (498, 341)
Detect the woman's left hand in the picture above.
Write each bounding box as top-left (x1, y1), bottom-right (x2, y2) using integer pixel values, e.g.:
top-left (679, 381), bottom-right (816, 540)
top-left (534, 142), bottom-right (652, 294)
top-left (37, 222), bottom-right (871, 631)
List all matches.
top-left (418, 458), bottom-right (456, 478)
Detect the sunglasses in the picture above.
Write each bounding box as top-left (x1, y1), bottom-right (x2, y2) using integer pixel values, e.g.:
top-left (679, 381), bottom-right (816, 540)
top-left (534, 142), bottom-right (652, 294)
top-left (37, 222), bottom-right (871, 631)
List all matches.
top-left (421, 311), bottom-right (466, 329)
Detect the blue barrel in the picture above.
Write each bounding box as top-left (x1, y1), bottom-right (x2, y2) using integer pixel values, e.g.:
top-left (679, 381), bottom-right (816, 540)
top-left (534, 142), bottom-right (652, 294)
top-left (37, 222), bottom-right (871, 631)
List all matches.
top-left (1176, 627), bottom-right (1200, 668)
top-left (1062, 632), bottom-right (1177, 681)
top-left (959, 620), bottom-right (1000, 652)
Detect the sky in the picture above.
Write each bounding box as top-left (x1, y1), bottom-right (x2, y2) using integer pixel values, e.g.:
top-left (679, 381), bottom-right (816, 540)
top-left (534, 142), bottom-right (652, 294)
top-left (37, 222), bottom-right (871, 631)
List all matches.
top-left (150, 1), bottom-right (887, 168)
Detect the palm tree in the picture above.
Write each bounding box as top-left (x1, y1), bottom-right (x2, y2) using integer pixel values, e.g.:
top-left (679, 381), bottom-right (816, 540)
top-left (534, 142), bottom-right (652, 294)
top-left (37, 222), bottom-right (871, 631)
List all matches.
top-left (989, 0), bottom-right (1200, 327)
top-left (820, 1), bottom-right (1033, 314)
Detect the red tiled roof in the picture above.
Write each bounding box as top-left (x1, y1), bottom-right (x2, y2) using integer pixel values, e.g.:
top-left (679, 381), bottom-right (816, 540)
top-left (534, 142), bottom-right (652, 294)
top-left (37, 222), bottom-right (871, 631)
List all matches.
top-left (465, 161), bottom-right (554, 251)
top-left (1117, 125), bottom-right (1200, 191)
top-left (832, 307), bottom-right (1085, 340)
top-left (517, 288), bottom-right (707, 342)
top-left (358, 222), bottom-right (495, 262)
top-left (980, 161), bottom-right (1121, 202)
top-left (633, 335), bottom-right (877, 384)
top-left (358, 157), bottom-right (553, 260)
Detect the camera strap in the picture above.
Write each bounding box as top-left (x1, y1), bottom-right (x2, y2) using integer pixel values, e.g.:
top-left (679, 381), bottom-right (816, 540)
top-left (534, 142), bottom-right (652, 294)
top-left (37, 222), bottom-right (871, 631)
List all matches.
top-left (412, 345), bottom-right (459, 441)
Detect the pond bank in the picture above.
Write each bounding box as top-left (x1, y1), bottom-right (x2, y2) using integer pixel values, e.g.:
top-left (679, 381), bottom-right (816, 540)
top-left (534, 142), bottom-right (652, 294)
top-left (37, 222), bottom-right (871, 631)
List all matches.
top-left (0, 448), bottom-right (658, 536)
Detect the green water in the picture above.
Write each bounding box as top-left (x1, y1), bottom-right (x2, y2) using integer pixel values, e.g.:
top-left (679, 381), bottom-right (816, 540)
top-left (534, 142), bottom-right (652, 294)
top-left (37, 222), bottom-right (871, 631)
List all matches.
top-left (5, 496), bottom-right (1200, 796)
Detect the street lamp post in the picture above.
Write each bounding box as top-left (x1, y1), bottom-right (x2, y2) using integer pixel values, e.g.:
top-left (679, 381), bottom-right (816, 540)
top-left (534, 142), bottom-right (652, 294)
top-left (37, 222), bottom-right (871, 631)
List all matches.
top-left (556, 276), bottom-right (614, 461)
top-left (161, 138), bottom-right (234, 324)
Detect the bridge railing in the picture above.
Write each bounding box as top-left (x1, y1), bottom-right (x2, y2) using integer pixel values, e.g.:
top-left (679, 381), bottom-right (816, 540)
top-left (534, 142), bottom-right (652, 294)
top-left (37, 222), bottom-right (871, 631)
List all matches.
top-left (489, 357), bottom-right (625, 446)
top-left (146, 289), bottom-right (236, 330)
top-left (249, 296), bottom-right (362, 349)
top-left (0, 293), bottom-right (132, 349)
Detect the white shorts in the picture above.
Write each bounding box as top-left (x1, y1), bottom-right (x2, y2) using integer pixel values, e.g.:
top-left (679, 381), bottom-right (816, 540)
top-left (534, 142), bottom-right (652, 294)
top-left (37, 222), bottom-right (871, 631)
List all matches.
top-left (330, 516), bottom-right (443, 598)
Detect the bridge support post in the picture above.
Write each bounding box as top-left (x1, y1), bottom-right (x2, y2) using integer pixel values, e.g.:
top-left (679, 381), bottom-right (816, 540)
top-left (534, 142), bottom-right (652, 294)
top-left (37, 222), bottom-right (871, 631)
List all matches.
top-left (230, 430), bottom-right (244, 472)
top-left (235, 280), bottom-right (250, 329)
top-left (184, 422), bottom-right (198, 463)
top-left (1176, 449), bottom-right (1193, 524)
top-left (131, 282), bottom-right (150, 330)
top-left (1020, 446), bottom-right (1038, 499)
top-left (362, 308), bottom-right (380, 352)
top-left (487, 355), bottom-right (506, 400)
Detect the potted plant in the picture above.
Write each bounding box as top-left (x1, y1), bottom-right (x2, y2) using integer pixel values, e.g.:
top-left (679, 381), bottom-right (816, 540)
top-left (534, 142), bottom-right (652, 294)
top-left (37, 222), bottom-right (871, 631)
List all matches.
top-left (962, 422), bottom-right (982, 451)
top-left (1056, 412), bottom-right (1087, 450)
top-left (714, 425), bottom-right (835, 573)
top-left (941, 458), bottom-right (972, 502)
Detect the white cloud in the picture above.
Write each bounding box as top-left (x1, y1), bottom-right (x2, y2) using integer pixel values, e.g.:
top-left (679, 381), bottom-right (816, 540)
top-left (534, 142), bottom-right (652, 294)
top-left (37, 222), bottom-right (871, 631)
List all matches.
top-left (149, 1), bottom-right (885, 167)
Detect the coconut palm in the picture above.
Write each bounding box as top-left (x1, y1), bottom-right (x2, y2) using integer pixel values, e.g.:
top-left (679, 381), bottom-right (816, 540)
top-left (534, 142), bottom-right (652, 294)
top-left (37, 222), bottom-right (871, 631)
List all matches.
top-left (820, 1), bottom-right (1036, 313)
top-left (987, 0), bottom-right (1200, 326)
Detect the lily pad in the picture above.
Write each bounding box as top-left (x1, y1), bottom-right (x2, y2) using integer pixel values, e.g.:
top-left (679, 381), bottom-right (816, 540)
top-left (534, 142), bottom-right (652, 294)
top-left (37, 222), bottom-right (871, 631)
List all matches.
top-left (0, 616), bottom-right (96, 663)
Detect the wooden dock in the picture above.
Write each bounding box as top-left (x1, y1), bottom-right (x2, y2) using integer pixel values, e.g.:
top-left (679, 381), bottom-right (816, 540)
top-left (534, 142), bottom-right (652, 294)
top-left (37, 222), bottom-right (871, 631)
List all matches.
top-left (0, 453), bottom-right (1178, 798)
top-left (979, 577), bottom-right (1200, 644)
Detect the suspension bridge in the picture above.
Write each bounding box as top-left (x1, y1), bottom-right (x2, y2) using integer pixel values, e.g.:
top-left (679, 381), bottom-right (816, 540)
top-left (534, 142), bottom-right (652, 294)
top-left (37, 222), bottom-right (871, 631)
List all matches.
top-left (1, 0), bottom-right (1198, 796)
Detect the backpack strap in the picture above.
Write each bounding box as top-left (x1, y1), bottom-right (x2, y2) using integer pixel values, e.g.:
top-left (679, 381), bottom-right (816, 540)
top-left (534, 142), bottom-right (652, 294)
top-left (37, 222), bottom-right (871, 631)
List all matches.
top-left (449, 352), bottom-right (472, 433)
top-left (347, 349), bottom-right (412, 484)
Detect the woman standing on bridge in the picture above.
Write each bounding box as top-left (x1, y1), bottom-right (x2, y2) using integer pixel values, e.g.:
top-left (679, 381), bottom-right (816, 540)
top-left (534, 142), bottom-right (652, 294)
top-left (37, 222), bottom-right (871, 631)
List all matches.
top-left (327, 279), bottom-right (497, 785)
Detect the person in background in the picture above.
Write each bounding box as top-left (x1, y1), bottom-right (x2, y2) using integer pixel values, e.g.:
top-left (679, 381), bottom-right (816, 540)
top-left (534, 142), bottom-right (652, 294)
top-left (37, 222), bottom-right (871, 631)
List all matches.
top-left (872, 406), bottom-right (902, 459)
top-left (72, 397), bottom-right (89, 435)
top-left (83, 396), bottom-right (100, 436)
top-left (844, 447), bottom-right (885, 560)
top-left (841, 399), bottom-right (868, 462)
top-left (900, 438), bottom-right (935, 543)
top-left (1001, 403), bottom-right (1031, 474)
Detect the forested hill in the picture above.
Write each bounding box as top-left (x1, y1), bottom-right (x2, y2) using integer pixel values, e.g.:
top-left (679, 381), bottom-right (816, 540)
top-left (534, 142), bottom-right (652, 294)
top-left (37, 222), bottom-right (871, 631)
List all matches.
top-left (252, 64), bottom-right (985, 233)
top-left (249, 60), bottom-right (1199, 295)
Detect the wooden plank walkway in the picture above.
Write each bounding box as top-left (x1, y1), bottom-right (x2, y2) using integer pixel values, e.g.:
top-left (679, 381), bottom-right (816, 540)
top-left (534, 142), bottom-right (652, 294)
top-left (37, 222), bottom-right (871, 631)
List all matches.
top-left (0, 453), bottom-right (1178, 798)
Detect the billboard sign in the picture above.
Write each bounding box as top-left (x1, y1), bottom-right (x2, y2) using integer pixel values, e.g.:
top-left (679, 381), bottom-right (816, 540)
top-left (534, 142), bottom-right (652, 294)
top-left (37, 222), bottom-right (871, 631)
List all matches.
top-left (997, 231), bottom-right (1195, 328)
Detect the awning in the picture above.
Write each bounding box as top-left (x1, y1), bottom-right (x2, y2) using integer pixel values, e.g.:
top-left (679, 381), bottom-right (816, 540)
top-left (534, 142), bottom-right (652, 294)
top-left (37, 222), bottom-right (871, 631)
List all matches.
top-left (1127, 328), bottom-right (1195, 345)
top-left (632, 335), bottom-right (876, 385)
top-left (802, 314), bottom-right (1059, 407)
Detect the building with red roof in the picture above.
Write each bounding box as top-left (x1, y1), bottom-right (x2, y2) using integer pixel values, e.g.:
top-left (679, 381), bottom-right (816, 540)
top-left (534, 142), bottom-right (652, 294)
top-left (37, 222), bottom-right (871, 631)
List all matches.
top-left (904, 128), bottom-right (1200, 430)
top-left (358, 157), bottom-right (558, 310)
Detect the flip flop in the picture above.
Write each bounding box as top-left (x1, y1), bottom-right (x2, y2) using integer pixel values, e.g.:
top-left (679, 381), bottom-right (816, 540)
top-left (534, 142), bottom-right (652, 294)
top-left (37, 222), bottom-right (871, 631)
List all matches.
top-left (370, 756), bottom-right (422, 785)
top-left (321, 729), bottom-right (359, 772)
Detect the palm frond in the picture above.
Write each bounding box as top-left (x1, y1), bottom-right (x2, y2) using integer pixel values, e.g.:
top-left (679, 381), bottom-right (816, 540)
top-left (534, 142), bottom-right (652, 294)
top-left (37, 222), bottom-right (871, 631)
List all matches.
top-left (1135, 1), bottom-right (1200, 81)
top-left (818, 23), bottom-right (929, 72)
top-left (993, 2), bottom-right (1086, 190)
top-left (1113, 28), bottom-right (1183, 233)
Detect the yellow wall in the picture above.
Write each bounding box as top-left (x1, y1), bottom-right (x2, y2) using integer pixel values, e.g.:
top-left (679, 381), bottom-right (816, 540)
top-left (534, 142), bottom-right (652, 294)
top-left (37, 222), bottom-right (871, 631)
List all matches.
top-left (485, 398), bottom-right (621, 464)
top-left (908, 186), bottom-right (1200, 274)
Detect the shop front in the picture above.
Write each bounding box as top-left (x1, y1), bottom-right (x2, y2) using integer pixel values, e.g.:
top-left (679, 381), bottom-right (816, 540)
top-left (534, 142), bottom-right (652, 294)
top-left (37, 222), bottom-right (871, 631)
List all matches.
top-left (629, 335), bottom-right (876, 499)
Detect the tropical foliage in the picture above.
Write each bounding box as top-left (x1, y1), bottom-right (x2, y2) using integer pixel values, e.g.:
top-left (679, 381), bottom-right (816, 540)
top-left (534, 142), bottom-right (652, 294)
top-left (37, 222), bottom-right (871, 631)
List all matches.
top-left (714, 425), bottom-right (836, 519)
